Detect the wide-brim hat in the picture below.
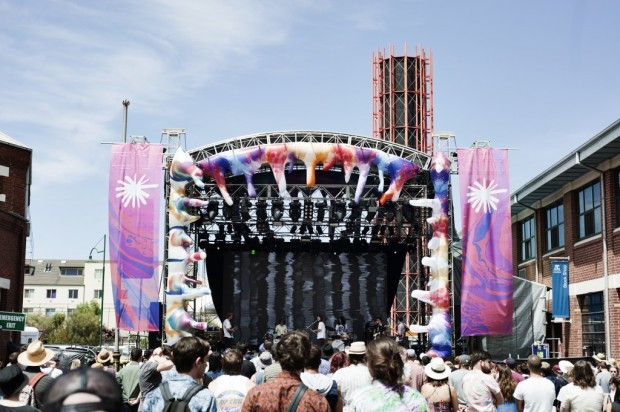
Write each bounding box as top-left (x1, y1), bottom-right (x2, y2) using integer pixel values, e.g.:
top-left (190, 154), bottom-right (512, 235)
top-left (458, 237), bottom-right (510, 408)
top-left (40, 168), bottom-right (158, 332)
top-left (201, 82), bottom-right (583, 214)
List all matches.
top-left (0, 365), bottom-right (28, 397)
top-left (257, 352), bottom-right (273, 369)
top-left (559, 360), bottom-right (574, 374)
top-left (17, 340), bottom-right (55, 367)
top-left (425, 357), bottom-right (451, 380)
top-left (345, 341), bottom-right (366, 356)
top-left (96, 348), bottom-right (112, 364)
top-left (593, 353), bottom-right (608, 365)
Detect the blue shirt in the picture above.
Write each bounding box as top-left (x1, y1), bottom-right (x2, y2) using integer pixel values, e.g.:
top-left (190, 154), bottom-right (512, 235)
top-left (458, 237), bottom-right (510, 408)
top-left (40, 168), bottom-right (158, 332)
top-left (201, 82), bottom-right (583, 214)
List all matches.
top-left (142, 374), bottom-right (217, 412)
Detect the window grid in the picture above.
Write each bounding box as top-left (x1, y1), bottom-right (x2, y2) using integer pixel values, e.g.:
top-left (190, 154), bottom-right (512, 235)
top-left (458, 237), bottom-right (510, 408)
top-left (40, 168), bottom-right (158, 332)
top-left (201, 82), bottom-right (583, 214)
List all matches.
top-left (545, 203), bottom-right (564, 251)
top-left (24, 289), bottom-right (34, 298)
top-left (521, 217), bottom-right (536, 261)
top-left (580, 292), bottom-right (605, 356)
top-left (94, 290), bottom-right (102, 299)
top-left (46, 289), bottom-right (57, 299)
top-left (60, 268), bottom-right (83, 276)
top-left (578, 181), bottom-right (601, 239)
top-left (68, 289), bottom-right (79, 299)
top-left (95, 269), bottom-right (103, 280)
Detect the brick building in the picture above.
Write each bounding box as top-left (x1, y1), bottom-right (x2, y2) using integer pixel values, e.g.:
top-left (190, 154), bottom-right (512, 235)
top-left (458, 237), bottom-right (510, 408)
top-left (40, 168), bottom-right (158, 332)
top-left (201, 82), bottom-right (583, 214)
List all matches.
top-left (0, 132), bottom-right (32, 360)
top-left (511, 119), bottom-right (620, 359)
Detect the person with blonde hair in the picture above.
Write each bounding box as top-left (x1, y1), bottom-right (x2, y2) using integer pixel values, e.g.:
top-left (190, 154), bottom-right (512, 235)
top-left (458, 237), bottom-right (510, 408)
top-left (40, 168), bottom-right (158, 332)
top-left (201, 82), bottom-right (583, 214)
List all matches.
top-left (496, 364), bottom-right (517, 412)
top-left (70, 359), bottom-right (82, 370)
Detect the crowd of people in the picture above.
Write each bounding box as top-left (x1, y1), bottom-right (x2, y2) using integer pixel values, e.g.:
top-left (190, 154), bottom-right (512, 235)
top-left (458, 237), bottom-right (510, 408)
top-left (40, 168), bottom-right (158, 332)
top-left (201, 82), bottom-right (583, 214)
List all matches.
top-left (0, 335), bottom-right (618, 412)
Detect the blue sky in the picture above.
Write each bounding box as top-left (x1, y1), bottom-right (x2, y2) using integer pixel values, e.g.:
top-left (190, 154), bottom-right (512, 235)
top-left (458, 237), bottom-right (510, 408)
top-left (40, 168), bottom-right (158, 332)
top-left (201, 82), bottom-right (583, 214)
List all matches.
top-left (2, 0), bottom-right (619, 259)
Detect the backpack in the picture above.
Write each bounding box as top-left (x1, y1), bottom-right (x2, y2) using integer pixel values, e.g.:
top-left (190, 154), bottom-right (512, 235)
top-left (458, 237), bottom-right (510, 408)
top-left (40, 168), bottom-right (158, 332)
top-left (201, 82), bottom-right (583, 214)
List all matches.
top-left (19, 372), bottom-right (46, 408)
top-left (159, 381), bottom-right (205, 412)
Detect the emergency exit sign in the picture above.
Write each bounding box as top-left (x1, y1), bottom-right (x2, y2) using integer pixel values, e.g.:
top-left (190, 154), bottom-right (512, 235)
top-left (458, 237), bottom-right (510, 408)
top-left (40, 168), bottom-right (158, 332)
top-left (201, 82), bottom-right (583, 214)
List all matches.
top-left (0, 312), bottom-right (26, 331)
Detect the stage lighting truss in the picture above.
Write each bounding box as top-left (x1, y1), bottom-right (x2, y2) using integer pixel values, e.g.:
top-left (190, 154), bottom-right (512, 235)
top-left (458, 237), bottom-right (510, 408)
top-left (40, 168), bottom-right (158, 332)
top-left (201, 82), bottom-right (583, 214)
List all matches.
top-left (256, 199), bottom-right (268, 221)
top-left (330, 200), bottom-right (346, 225)
top-left (205, 199), bottom-right (219, 221)
top-left (271, 199), bottom-right (284, 222)
top-left (289, 200), bottom-right (302, 222)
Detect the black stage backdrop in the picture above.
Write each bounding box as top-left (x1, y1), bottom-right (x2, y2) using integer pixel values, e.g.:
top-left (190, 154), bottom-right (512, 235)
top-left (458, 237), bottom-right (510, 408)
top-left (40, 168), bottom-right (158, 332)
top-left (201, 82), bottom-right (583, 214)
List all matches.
top-left (205, 248), bottom-right (406, 345)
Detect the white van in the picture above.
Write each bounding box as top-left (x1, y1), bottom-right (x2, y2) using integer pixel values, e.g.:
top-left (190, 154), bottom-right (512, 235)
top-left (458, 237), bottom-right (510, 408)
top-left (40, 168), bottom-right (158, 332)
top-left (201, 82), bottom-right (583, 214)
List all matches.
top-left (20, 326), bottom-right (40, 344)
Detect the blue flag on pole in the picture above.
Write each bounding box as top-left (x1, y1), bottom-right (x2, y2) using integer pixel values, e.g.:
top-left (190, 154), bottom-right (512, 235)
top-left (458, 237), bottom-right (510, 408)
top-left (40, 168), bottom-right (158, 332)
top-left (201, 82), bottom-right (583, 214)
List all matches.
top-left (551, 261), bottom-right (569, 318)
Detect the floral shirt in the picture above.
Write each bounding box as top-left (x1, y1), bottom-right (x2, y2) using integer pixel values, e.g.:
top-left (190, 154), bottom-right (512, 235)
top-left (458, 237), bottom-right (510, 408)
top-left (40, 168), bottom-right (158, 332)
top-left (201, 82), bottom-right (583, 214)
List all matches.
top-left (241, 370), bottom-right (330, 412)
top-left (349, 381), bottom-right (429, 412)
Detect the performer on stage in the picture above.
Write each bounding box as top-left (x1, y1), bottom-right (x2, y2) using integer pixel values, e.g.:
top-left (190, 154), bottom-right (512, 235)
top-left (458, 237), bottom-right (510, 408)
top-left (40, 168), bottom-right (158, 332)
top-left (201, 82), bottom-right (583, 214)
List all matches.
top-left (275, 318), bottom-right (288, 338)
top-left (313, 315), bottom-right (326, 347)
top-left (222, 312), bottom-right (236, 349)
top-left (334, 316), bottom-right (347, 336)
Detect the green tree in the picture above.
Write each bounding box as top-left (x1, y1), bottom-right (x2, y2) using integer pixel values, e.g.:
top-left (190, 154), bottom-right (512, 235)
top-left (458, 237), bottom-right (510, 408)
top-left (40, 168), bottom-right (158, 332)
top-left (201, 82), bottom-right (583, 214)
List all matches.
top-left (64, 301), bottom-right (101, 346)
top-left (26, 312), bottom-right (53, 336)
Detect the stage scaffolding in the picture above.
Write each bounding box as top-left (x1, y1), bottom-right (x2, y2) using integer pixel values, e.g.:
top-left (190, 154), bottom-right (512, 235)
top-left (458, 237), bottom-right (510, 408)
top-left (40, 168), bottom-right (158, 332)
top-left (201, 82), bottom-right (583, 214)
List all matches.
top-left (157, 131), bottom-right (436, 347)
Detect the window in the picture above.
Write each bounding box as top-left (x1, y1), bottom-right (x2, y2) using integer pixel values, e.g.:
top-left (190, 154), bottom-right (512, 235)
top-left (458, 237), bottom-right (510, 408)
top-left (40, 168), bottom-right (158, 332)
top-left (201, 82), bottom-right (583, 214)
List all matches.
top-left (94, 290), bottom-right (102, 299)
top-left (68, 289), bottom-right (79, 299)
top-left (23, 308), bottom-right (33, 313)
top-left (578, 181), bottom-right (601, 239)
top-left (45, 308), bottom-right (56, 317)
top-left (24, 267), bottom-right (34, 276)
top-left (60, 267), bottom-right (83, 276)
top-left (67, 308), bottom-right (75, 316)
top-left (95, 269), bottom-right (103, 280)
top-left (545, 203), bottom-right (564, 251)
top-left (44, 263), bottom-right (52, 272)
top-left (520, 217), bottom-right (536, 261)
top-left (24, 289), bottom-right (34, 298)
top-left (616, 170), bottom-right (620, 228)
top-left (46, 289), bottom-right (57, 299)
top-left (580, 292), bottom-right (605, 356)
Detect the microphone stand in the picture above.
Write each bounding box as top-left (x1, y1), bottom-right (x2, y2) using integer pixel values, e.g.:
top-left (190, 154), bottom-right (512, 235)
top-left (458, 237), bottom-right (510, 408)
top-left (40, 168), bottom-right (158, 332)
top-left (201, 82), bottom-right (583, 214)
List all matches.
top-left (306, 319), bottom-right (319, 332)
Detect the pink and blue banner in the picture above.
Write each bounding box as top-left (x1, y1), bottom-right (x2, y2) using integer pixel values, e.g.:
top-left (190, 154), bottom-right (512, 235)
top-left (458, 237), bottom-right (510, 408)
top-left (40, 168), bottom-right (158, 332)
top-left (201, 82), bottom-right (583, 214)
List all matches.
top-left (108, 143), bottom-right (163, 331)
top-left (552, 261), bottom-right (569, 318)
top-left (458, 148), bottom-right (513, 336)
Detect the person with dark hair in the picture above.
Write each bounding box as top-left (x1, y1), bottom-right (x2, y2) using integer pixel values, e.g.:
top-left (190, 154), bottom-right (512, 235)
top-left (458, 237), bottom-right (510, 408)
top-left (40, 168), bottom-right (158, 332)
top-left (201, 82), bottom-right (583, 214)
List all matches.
top-left (513, 354), bottom-right (555, 412)
top-left (117, 347), bottom-right (143, 411)
top-left (334, 316), bottom-right (347, 337)
top-left (559, 360), bottom-right (604, 412)
top-left (313, 315), bottom-right (327, 347)
top-left (301, 344), bottom-right (342, 412)
top-left (138, 345), bottom-right (174, 410)
top-left (203, 352), bottom-right (223, 386)
top-left (43, 367), bottom-right (124, 412)
top-left (462, 350), bottom-right (503, 411)
top-left (223, 312), bottom-right (236, 349)
top-left (421, 357), bottom-right (458, 412)
top-left (242, 330), bottom-right (330, 411)
top-left (603, 376), bottom-right (620, 412)
top-left (236, 342), bottom-right (256, 379)
top-left (209, 349), bottom-right (255, 411)
top-left (275, 318), bottom-right (288, 338)
top-left (496, 364), bottom-right (517, 412)
top-left (0, 364), bottom-right (39, 411)
top-left (348, 337), bottom-right (428, 411)
top-left (449, 355), bottom-right (471, 408)
top-left (142, 336), bottom-right (216, 412)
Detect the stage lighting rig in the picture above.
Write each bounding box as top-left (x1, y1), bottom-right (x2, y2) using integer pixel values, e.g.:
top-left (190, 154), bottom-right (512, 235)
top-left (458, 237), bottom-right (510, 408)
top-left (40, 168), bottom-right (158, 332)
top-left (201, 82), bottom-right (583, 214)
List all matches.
top-left (365, 198), bottom-right (377, 222)
top-left (348, 201), bottom-right (361, 221)
top-left (315, 201), bottom-right (327, 221)
top-left (271, 200), bottom-right (284, 222)
top-left (402, 203), bottom-right (415, 224)
top-left (330, 200), bottom-right (346, 223)
top-left (289, 200), bottom-right (301, 222)
top-left (256, 199), bottom-right (268, 221)
top-left (384, 201), bottom-right (396, 223)
top-left (240, 198), bottom-right (251, 222)
top-left (303, 200), bottom-right (314, 221)
top-left (206, 200), bottom-right (219, 221)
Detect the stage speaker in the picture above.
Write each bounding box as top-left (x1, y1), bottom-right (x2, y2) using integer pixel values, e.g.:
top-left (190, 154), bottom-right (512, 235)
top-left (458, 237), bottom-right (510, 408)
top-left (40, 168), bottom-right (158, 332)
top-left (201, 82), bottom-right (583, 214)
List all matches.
top-left (148, 332), bottom-right (161, 349)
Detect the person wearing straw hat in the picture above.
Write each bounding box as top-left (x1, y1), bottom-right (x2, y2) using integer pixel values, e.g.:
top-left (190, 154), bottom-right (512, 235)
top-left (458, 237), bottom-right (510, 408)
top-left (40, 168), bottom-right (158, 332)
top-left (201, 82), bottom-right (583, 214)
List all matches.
top-left (0, 364), bottom-right (39, 411)
top-left (421, 357), bottom-right (458, 412)
top-left (96, 348), bottom-right (116, 376)
top-left (17, 340), bottom-right (55, 409)
top-left (333, 341), bottom-right (372, 410)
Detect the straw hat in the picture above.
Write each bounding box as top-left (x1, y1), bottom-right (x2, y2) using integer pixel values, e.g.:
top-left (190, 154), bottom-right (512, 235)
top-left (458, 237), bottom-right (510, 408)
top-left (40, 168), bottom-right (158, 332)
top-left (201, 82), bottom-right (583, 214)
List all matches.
top-left (96, 348), bottom-right (112, 364)
top-left (17, 340), bottom-right (55, 367)
top-left (346, 341), bottom-right (366, 356)
top-left (425, 357), bottom-right (451, 380)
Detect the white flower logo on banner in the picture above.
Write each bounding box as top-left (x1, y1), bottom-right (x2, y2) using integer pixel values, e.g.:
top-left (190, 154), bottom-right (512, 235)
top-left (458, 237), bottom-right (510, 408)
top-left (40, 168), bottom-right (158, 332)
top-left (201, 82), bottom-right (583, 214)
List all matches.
top-left (116, 174), bottom-right (159, 208)
top-left (466, 178), bottom-right (507, 213)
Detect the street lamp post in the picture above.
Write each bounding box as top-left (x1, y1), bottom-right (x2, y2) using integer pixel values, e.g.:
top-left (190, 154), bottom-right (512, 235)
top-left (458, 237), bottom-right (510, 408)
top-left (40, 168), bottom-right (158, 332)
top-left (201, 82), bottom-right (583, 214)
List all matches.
top-left (89, 234), bottom-right (106, 348)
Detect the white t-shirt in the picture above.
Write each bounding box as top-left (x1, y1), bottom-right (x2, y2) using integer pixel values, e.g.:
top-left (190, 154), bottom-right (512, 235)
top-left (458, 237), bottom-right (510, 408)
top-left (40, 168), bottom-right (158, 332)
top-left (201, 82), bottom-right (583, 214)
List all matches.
top-left (317, 321), bottom-right (326, 339)
top-left (333, 364), bottom-right (373, 410)
top-left (559, 383), bottom-right (605, 412)
top-left (513, 376), bottom-right (556, 412)
top-left (208, 374), bottom-right (253, 412)
top-left (223, 318), bottom-right (233, 338)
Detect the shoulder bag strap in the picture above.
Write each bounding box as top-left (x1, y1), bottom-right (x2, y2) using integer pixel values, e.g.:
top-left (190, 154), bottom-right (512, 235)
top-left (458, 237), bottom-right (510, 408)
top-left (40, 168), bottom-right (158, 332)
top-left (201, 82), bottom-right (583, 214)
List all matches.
top-left (287, 383), bottom-right (308, 412)
top-left (159, 381), bottom-right (173, 401)
top-left (29, 372), bottom-right (46, 388)
top-left (182, 384), bottom-right (205, 402)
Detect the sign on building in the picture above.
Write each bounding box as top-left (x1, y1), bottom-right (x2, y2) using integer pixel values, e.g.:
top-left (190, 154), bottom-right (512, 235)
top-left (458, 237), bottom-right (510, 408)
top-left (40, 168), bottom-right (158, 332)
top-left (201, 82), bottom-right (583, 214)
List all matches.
top-left (0, 311), bottom-right (26, 331)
